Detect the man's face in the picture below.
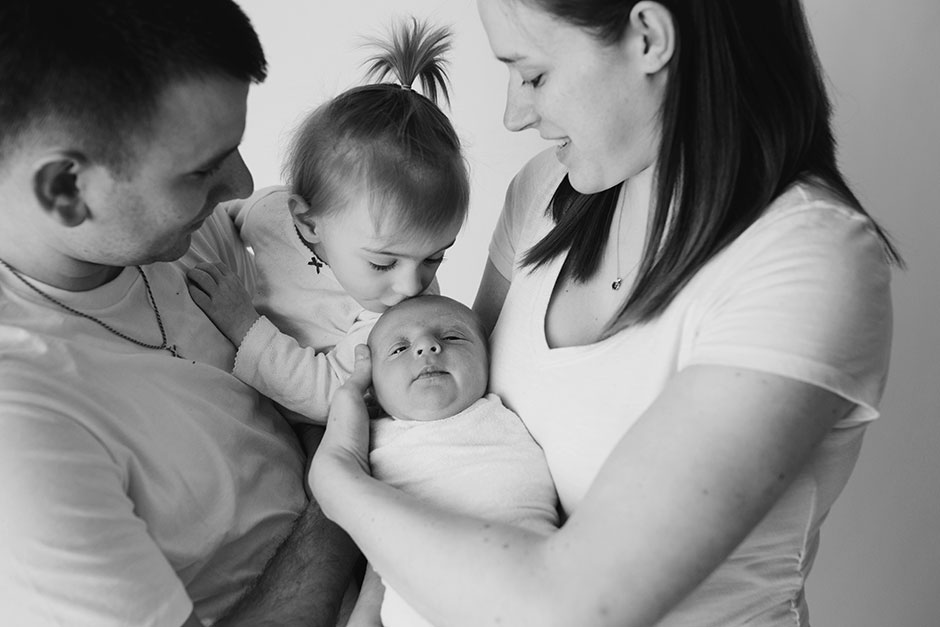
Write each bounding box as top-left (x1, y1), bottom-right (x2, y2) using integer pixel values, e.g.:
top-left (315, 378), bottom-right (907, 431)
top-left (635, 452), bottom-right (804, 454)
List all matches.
top-left (73, 76), bottom-right (253, 267)
top-left (369, 295), bottom-right (489, 422)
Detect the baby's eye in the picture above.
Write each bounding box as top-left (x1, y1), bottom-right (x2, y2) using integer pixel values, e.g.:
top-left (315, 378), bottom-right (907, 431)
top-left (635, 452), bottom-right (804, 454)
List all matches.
top-left (442, 334), bottom-right (464, 342)
top-left (370, 261), bottom-right (396, 272)
top-left (389, 344), bottom-right (408, 355)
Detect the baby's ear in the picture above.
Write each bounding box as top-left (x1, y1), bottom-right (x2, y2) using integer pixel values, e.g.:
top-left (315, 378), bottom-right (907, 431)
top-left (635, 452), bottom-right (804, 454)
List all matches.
top-left (288, 194), bottom-right (320, 242)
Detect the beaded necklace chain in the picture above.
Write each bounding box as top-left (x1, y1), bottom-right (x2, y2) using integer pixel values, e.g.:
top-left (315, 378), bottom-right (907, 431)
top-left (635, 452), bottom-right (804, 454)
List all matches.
top-left (0, 258), bottom-right (181, 358)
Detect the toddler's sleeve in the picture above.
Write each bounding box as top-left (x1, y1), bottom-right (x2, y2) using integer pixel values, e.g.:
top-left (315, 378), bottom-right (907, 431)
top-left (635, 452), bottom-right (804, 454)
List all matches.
top-left (233, 315), bottom-right (377, 423)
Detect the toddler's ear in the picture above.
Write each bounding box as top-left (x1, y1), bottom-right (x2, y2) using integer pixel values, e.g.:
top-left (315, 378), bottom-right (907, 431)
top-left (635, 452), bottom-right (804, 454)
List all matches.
top-left (288, 194), bottom-right (320, 242)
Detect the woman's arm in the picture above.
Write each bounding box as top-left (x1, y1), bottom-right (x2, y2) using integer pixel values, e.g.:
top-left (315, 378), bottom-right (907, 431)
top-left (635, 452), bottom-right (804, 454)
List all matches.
top-left (312, 355), bottom-right (853, 627)
top-left (472, 258), bottom-right (510, 337)
top-left (342, 563), bottom-right (385, 627)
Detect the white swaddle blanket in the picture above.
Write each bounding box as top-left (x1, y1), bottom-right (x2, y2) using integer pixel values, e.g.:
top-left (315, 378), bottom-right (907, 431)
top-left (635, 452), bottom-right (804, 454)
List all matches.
top-left (370, 393), bottom-right (559, 627)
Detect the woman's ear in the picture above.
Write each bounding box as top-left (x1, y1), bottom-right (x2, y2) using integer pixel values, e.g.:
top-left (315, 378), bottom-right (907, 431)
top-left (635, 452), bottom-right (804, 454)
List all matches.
top-left (32, 153), bottom-right (89, 227)
top-left (288, 193), bottom-right (321, 243)
top-left (631, 1), bottom-right (675, 75)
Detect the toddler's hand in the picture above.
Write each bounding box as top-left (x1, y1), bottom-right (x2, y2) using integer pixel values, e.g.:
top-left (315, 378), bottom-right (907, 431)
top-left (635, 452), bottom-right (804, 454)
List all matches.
top-left (187, 261), bottom-right (261, 346)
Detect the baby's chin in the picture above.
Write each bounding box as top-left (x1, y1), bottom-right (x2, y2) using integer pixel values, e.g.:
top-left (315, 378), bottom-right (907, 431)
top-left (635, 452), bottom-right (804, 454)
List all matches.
top-left (390, 398), bottom-right (477, 423)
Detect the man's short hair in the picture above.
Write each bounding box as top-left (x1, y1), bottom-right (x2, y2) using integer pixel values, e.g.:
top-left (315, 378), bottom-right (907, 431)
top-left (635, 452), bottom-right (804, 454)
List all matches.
top-left (0, 0), bottom-right (267, 171)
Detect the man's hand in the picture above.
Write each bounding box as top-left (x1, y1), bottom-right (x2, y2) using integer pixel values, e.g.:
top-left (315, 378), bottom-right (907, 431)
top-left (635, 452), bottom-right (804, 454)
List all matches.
top-left (187, 262), bottom-right (261, 346)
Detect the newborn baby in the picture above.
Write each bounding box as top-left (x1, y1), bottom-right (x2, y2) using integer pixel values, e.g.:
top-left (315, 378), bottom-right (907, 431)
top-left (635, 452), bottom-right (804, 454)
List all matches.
top-left (365, 295), bottom-right (559, 627)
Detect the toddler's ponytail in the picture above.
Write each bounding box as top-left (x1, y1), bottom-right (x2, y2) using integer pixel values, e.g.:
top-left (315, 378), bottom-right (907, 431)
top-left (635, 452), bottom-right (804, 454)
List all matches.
top-left (363, 18), bottom-right (452, 106)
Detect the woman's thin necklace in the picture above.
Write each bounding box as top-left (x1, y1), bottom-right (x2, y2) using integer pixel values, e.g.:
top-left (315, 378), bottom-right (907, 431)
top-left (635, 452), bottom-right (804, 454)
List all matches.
top-left (0, 258), bottom-right (182, 358)
top-left (612, 204), bottom-right (627, 290)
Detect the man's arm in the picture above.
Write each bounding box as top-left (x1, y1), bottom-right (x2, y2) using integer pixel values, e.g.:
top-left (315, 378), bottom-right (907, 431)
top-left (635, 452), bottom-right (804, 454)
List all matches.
top-left (209, 501), bottom-right (360, 627)
top-left (193, 424), bottom-right (361, 627)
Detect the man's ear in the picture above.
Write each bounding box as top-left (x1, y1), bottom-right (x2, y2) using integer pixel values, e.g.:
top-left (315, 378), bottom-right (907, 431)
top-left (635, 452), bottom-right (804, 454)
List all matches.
top-left (288, 194), bottom-right (322, 243)
top-left (32, 153), bottom-right (89, 227)
top-left (630, 1), bottom-right (675, 75)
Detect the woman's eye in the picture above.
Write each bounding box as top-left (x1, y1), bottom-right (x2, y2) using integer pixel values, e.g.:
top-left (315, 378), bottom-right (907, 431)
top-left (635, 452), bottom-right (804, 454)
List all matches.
top-left (370, 261), bottom-right (396, 272)
top-left (424, 256), bottom-right (445, 266)
top-left (523, 74), bottom-right (544, 88)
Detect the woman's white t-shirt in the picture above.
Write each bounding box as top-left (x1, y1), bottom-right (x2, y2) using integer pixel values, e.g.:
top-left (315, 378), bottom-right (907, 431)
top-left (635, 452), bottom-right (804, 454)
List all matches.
top-left (487, 149), bottom-right (893, 626)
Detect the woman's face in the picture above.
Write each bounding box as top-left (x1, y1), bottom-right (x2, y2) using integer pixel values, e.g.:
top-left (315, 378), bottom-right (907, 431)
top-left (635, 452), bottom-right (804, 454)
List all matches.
top-left (478, 0), bottom-right (664, 193)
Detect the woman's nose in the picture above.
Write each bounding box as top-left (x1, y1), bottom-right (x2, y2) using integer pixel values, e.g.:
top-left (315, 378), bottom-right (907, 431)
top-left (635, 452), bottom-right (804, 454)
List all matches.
top-left (503, 82), bottom-right (537, 132)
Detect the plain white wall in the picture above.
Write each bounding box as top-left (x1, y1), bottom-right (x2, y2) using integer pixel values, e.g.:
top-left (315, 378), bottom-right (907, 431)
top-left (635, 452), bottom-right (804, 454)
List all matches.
top-left (238, 2), bottom-right (940, 625)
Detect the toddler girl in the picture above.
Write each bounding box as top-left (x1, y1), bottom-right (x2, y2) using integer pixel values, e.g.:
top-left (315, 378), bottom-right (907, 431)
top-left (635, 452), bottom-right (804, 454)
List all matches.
top-left (187, 19), bottom-right (468, 423)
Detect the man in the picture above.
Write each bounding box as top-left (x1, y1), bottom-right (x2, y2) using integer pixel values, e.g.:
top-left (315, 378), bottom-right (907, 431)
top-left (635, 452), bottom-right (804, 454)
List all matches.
top-left (0, 2), bottom-right (359, 625)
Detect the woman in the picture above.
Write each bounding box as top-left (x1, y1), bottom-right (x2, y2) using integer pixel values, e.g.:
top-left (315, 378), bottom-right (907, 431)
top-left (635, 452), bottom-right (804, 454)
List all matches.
top-left (312, 1), bottom-right (901, 625)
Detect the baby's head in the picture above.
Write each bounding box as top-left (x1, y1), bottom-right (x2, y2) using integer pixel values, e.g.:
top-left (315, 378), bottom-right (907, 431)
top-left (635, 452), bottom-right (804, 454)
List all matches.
top-left (284, 19), bottom-right (469, 314)
top-left (368, 295), bottom-right (489, 422)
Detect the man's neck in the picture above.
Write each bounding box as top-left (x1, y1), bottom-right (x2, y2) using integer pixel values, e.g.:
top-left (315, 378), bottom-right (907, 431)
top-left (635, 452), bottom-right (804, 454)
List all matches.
top-left (0, 251), bottom-right (125, 292)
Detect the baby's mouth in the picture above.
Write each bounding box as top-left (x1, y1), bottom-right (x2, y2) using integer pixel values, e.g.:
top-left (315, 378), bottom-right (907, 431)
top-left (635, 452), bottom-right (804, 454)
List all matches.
top-left (414, 366), bottom-right (449, 381)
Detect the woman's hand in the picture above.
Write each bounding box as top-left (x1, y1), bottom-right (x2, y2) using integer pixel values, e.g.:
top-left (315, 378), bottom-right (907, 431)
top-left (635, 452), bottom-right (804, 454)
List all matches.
top-left (187, 261), bottom-right (261, 346)
top-left (309, 345), bottom-right (374, 517)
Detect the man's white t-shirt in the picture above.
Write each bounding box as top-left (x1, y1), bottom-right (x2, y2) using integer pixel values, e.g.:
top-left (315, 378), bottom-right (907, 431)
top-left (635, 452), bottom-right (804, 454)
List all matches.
top-left (0, 210), bottom-right (307, 626)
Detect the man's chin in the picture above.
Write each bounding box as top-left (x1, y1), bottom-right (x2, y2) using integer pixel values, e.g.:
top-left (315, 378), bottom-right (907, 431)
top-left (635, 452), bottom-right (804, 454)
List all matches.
top-left (151, 235), bottom-right (193, 264)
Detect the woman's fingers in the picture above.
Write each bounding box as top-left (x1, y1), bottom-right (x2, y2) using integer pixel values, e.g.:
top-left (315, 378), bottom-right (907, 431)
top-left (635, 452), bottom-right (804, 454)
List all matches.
top-left (317, 345), bottom-right (374, 474)
top-left (345, 345), bottom-right (373, 395)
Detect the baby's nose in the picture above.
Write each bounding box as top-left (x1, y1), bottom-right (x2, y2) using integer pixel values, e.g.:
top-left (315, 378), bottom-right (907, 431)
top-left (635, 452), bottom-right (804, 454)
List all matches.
top-left (414, 339), bottom-right (441, 356)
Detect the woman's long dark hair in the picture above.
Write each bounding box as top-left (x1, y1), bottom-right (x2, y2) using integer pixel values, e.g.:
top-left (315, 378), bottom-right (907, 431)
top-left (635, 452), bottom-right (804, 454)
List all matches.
top-left (520, 0), bottom-right (903, 334)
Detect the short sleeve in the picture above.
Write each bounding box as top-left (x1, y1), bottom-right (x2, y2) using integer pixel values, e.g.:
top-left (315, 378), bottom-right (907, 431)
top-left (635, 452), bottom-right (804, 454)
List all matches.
top-left (488, 178), bottom-right (524, 281)
top-left (686, 200), bottom-right (893, 426)
top-left (488, 149), bottom-right (567, 281)
top-left (222, 186), bottom-right (285, 240)
top-left (0, 401), bottom-right (193, 626)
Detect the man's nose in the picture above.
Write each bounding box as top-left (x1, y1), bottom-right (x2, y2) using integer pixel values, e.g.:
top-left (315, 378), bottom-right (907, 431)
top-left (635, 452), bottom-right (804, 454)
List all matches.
top-left (210, 150), bottom-right (253, 204)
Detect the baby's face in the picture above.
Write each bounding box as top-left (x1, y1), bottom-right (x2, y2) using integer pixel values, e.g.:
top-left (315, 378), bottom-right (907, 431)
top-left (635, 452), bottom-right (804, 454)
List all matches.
top-left (369, 295), bottom-right (488, 422)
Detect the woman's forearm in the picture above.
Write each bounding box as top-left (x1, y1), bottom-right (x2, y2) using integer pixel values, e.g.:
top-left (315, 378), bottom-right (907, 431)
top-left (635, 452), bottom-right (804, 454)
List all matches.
top-left (321, 470), bottom-right (564, 627)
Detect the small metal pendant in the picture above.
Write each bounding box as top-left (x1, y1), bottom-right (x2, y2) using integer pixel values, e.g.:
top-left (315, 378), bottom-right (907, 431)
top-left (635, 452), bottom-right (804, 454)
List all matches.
top-left (307, 254), bottom-right (324, 273)
top-left (611, 277), bottom-right (623, 291)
